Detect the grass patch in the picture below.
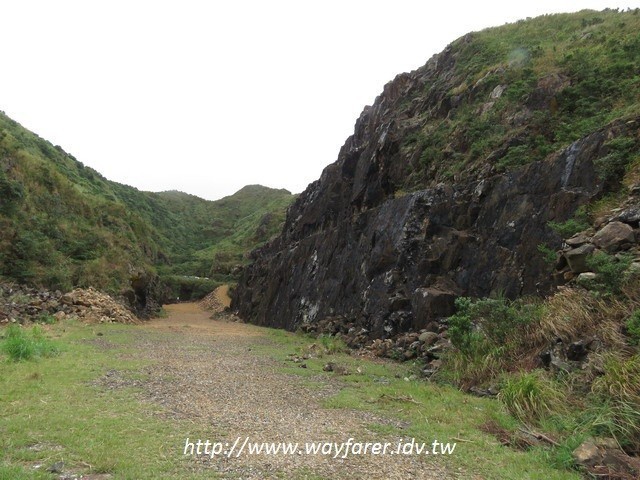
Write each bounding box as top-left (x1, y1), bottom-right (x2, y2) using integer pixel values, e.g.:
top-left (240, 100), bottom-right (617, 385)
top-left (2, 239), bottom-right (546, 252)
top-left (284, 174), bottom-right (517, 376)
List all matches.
top-left (434, 272), bottom-right (640, 468)
top-left (317, 334), bottom-right (348, 355)
top-left (1, 325), bottom-right (59, 361)
top-left (0, 321), bottom-right (216, 480)
top-left (626, 310), bottom-right (640, 345)
top-left (498, 370), bottom-right (568, 423)
top-left (256, 327), bottom-right (580, 479)
top-left (588, 353), bottom-right (640, 450)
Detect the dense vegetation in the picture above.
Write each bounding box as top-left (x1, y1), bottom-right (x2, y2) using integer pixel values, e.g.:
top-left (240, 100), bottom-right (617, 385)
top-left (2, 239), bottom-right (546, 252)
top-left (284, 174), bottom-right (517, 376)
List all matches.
top-left (400, 8), bottom-right (640, 188)
top-left (439, 270), bottom-right (640, 467)
top-left (0, 112), bottom-right (293, 298)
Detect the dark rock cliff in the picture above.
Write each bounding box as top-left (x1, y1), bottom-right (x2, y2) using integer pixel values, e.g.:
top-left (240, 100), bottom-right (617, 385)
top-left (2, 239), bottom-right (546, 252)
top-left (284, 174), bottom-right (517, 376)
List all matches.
top-left (232, 28), bottom-right (639, 340)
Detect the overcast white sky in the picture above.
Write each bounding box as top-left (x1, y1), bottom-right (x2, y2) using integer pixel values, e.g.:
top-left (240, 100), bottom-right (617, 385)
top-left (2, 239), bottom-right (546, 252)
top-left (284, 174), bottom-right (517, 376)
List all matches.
top-left (0, 1), bottom-right (636, 200)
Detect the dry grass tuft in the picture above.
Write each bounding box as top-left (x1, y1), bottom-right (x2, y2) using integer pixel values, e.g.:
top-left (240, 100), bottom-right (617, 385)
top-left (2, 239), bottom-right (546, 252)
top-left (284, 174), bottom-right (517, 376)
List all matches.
top-left (530, 287), bottom-right (632, 352)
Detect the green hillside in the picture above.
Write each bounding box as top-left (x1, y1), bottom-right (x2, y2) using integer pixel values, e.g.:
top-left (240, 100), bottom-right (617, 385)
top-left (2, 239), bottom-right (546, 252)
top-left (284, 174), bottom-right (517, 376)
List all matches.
top-left (0, 111), bottom-right (293, 300)
top-left (156, 185), bottom-right (293, 278)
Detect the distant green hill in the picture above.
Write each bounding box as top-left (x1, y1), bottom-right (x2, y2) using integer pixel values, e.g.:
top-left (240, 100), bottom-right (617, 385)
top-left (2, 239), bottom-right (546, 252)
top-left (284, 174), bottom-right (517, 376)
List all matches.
top-left (0, 111), bottom-right (294, 301)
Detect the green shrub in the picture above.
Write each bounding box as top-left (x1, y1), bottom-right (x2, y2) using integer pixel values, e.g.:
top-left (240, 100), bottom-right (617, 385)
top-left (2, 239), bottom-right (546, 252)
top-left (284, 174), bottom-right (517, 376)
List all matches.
top-left (594, 136), bottom-right (638, 186)
top-left (0, 171), bottom-right (24, 214)
top-left (537, 244), bottom-right (558, 265)
top-left (547, 207), bottom-right (590, 238)
top-left (447, 297), bottom-right (482, 357)
top-left (626, 310), bottom-right (640, 345)
top-left (584, 251), bottom-right (633, 295)
top-left (1, 325), bottom-right (59, 361)
top-left (318, 334), bottom-right (348, 355)
top-left (448, 296), bottom-right (537, 353)
top-left (496, 145), bottom-right (533, 170)
top-left (498, 370), bottom-right (567, 422)
top-left (442, 296), bottom-right (541, 387)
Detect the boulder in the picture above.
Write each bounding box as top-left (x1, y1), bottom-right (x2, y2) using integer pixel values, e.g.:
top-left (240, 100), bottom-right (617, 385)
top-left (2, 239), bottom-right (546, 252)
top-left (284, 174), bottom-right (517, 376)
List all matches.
top-left (565, 232), bottom-right (592, 247)
top-left (573, 439), bottom-right (640, 477)
top-left (411, 288), bottom-right (456, 330)
top-left (564, 244), bottom-right (595, 273)
top-left (573, 441), bottom-right (600, 466)
top-left (591, 221), bottom-right (635, 252)
top-left (616, 205), bottom-right (640, 226)
top-left (489, 84), bottom-right (506, 99)
top-left (577, 272), bottom-right (597, 284)
top-left (418, 331), bottom-right (439, 345)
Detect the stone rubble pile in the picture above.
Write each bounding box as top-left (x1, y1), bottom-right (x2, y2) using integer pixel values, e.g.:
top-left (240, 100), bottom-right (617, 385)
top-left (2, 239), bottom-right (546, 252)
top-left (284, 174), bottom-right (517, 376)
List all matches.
top-left (60, 287), bottom-right (138, 324)
top-left (300, 316), bottom-right (448, 376)
top-left (0, 283), bottom-right (138, 325)
top-left (199, 286), bottom-right (232, 314)
top-left (199, 289), bottom-right (224, 312)
top-left (554, 195), bottom-right (640, 284)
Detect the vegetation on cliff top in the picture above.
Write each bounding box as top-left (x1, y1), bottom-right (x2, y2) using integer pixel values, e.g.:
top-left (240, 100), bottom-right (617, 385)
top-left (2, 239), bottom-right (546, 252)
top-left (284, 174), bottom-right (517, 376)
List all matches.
top-left (399, 8), bottom-right (640, 189)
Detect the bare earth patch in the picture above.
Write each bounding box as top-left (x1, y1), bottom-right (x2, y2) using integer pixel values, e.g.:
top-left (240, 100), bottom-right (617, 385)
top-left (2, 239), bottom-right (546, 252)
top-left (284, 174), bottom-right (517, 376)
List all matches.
top-left (108, 302), bottom-right (456, 479)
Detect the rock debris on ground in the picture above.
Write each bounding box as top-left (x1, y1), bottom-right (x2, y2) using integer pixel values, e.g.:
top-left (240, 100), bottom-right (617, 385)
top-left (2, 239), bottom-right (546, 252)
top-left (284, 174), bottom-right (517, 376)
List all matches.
top-left (0, 283), bottom-right (138, 325)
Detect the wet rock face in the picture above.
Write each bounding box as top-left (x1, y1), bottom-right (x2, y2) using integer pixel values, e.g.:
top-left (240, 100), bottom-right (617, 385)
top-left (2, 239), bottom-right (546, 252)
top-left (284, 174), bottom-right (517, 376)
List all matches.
top-left (233, 123), bottom-right (634, 339)
top-left (232, 46), bottom-right (637, 339)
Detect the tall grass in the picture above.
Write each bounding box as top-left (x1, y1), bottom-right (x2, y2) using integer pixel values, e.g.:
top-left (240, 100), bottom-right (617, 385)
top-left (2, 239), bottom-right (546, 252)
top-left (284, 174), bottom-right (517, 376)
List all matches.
top-left (438, 271), bottom-right (640, 463)
top-left (587, 354), bottom-right (640, 451)
top-left (498, 370), bottom-right (568, 423)
top-left (1, 325), bottom-right (59, 361)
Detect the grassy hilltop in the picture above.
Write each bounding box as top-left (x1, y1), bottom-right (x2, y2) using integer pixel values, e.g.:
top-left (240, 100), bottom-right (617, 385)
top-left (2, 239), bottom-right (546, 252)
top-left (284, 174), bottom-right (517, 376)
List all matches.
top-left (0, 112), bottom-right (293, 298)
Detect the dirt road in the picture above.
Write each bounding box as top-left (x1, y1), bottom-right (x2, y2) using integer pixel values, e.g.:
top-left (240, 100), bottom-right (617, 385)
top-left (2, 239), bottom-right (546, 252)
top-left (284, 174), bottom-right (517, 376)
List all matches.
top-left (129, 301), bottom-right (450, 479)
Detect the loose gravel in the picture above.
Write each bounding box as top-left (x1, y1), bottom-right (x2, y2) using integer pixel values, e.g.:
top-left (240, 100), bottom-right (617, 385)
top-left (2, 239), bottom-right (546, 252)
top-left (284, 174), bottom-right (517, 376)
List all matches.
top-left (100, 302), bottom-right (454, 479)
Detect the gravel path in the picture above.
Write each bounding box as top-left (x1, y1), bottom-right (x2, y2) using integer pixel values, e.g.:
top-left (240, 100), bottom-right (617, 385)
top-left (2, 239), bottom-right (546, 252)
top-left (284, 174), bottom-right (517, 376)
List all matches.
top-left (116, 302), bottom-right (454, 479)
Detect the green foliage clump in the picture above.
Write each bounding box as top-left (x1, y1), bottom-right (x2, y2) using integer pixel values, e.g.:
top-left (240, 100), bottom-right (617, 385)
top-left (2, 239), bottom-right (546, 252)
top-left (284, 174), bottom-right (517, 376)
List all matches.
top-left (1, 325), bottom-right (59, 361)
top-left (583, 251), bottom-right (633, 295)
top-left (626, 310), bottom-right (640, 345)
top-left (447, 296), bottom-right (538, 357)
top-left (318, 334), bottom-right (348, 355)
top-left (594, 136), bottom-right (639, 186)
top-left (441, 296), bottom-right (542, 387)
top-left (538, 243), bottom-right (558, 265)
top-left (547, 207), bottom-right (590, 238)
top-left (0, 169), bottom-right (24, 214)
top-left (547, 218), bottom-right (591, 238)
top-left (498, 370), bottom-right (567, 422)
top-left (495, 145), bottom-right (533, 170)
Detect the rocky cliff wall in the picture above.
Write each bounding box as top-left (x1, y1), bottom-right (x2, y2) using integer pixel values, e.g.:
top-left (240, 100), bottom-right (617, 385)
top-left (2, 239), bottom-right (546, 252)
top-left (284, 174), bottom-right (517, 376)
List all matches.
top-left (232, 35), bottom-right (639, 340)
top-left (234, 125), bottom-right (631, 337)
